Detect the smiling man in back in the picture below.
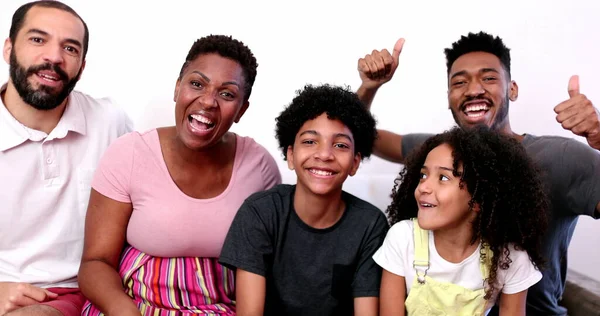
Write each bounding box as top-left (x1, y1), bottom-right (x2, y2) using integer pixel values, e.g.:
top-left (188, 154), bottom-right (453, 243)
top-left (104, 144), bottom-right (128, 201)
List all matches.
top-left (0, 1), bottom-right (132, 315)
top-left (356, 32), bottom-right (600, 315)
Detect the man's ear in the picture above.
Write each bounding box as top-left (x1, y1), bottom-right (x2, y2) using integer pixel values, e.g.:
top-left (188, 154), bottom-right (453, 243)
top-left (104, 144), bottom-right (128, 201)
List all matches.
top-left (348, 153), bottom-right (361, 177)
top-left (509, 80), bottom-right (519, 102)
top-left (75, 59), bottom-right (86, 81)
top-left (286, 145), bottom-right (294, 170)
top-left (3, 38), bottom-right (13, 64)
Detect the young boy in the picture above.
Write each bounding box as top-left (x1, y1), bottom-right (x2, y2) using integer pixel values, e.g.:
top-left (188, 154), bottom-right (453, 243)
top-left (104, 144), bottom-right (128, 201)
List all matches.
top-left (219, 84), bottom-right (389, 315)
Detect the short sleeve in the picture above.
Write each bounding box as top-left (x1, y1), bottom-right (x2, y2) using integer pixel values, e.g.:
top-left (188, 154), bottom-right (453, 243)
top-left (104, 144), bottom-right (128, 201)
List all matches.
top-left (97, 97), bottom-right (134, 137)
top-left (498, 245), bottom-right (543, 294)
top-left (560, 139), bottom-right (600, 218)
top-left (401, 133), bottom-right (432, 159)
top-left (116, 107), bottom-right (134, 137)
top-left (352, 211), bottom-right (390, 297)
top-left (219, 198), bottom-right (274, 276)
top-left (260, 150), bottom-right (282, 190)
top-left (372, 220), bottom-right (412, 277)
top-left (91, 132), bottom-right (136, 203)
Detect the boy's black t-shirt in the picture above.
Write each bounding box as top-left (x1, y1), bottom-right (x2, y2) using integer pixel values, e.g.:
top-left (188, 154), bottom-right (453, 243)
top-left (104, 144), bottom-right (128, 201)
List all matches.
top-left (219, 184), bottom-right (389, 316)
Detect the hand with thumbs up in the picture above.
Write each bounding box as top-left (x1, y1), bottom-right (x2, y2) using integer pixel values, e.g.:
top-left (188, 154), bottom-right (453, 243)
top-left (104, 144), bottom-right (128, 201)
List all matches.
top-left (357, 38), bottom-right (405, 91)
top-left (554, 75), bottom-right (600, 150)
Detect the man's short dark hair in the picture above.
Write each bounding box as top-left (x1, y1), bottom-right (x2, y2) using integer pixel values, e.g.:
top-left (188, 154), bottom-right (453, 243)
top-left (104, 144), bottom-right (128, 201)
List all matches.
top-left (10, 0), bottom-right (90, 60)
top-left (444, 31), bottom-right (511, 78)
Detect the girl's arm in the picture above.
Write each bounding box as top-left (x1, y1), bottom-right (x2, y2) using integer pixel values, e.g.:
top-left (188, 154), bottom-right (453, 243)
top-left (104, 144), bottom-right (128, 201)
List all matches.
top-left (379, 269), bottom-right (407, 316)
top-left (235, 269), bottom-right (266, 316)
top-left (498, 290), bottom-right (527, 316)
top-left (354, 297), bottom-right (378, 316)
top-left (78, 190), bottom-right (139, 315)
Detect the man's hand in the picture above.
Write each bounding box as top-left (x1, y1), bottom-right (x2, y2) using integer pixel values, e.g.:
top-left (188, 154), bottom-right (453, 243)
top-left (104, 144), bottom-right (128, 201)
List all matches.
top-left (357, 38), bottom-right (405, 91)
top-left (554, 75), bottom-right (600, 150)
top-left (0, 282), bottom-right (58, 315)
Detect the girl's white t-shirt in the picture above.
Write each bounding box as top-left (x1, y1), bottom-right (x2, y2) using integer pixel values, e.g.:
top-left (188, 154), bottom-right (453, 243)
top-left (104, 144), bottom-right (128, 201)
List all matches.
top-left (373, 219), bottom-right (542, 305)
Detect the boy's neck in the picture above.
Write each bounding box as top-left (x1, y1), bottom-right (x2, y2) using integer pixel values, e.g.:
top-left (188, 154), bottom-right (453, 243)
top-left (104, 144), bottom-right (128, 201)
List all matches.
top-left (293, 185), bottom-right (345, 229)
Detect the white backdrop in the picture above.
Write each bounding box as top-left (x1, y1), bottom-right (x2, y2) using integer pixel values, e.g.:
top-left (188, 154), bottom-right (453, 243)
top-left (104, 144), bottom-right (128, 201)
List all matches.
top-left (1, 0), bottom-right (598, 281)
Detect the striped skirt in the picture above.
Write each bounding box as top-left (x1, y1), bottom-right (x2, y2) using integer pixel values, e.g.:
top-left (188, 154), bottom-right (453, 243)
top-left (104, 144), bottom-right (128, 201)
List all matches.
top-left (81, 245), bottom-right (235, 315)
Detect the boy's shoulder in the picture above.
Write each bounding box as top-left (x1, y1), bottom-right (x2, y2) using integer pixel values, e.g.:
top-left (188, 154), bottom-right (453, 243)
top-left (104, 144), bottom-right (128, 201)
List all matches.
top-left (342, 190), bottom-right (388, 228)
top-left (342, 190), bottom-right (382, 214)
top-left (244, 184), bottom-right (294, 205)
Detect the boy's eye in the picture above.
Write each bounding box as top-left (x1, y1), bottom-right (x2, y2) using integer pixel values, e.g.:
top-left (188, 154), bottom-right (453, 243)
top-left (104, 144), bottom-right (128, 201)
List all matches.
top-left (301, 140), bottom-right (315, 145)
top-left (452, 81), bottom-right (466, 86)
top-left (334, 143), bottom-right (349, 149)
top-left (191, 81), bottom-right (202, 88)
top-left (439, 175), bottom-right (450, 181)
top-left (483, 77), bottom-right (497, 82)
top-left (419, 172), bottom-right (427, 180)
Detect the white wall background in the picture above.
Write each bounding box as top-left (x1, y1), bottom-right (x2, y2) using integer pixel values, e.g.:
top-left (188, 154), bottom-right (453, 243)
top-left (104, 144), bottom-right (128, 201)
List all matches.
top-left (1, 0), bottom-right (598, 281)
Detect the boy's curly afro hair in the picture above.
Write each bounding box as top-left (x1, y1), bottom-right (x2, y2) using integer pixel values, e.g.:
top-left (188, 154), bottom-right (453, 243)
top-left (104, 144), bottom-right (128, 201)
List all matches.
top-left (275, 84), bottom-right (377, 160)
top-left (388, 126), bottom-right (548, 300)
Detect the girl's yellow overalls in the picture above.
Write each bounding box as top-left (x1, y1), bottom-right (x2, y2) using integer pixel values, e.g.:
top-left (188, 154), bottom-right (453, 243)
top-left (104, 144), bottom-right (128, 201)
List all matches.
top-left (405, 218), bottom-right (493, 315)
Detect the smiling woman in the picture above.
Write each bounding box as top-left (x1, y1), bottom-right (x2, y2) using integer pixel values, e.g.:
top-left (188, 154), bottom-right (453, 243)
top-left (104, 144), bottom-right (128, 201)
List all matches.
top-left (76, 35), bottom-right (282, 316)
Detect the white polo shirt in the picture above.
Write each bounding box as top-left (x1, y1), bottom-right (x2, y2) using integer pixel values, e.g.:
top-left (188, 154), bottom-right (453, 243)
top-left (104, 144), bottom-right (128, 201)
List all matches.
top-left (0, 85), bottom-right (133, 288)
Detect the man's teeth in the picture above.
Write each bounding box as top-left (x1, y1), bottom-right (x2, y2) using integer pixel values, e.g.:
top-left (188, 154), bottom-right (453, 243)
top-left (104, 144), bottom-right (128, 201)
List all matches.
top-left (421, 203), bottom-right (434, 207)
top-left (310, 169), bottom-right (333, 176)
top-left (39, 73), bottom-right (58, 81)
top-left (466, 111), bottom-right (485, 118)
top-left (464, 104), bottom-right (490, 113)
top-left (190, 114), bottom-right (214, 125)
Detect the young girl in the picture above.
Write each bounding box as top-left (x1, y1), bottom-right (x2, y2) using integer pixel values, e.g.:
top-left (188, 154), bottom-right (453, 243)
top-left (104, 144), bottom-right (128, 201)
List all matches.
top-left (373, 127), bottom-right (549, 316)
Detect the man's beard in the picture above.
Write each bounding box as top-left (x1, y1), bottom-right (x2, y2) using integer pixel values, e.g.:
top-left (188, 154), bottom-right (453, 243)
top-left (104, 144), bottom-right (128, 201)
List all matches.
top-left (9, 50), bottom-right (80, 111)
top-left (451, 95), bottom-right (510, 131)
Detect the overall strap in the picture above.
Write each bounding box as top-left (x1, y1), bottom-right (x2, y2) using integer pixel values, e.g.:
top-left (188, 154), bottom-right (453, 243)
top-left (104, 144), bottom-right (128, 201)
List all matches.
top-left (479, 243), bottom-right (493, 280)
top-left (412, 218), bottom-right (430, 284)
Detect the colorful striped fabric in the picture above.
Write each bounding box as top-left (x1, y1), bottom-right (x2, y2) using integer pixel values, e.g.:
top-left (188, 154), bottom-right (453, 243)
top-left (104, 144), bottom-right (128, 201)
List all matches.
top-left (81, 245), bottom-right (235, 315)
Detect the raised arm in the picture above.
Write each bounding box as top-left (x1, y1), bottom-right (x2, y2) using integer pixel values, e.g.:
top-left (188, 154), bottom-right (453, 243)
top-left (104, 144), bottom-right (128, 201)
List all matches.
top-left (78, 190), bottom-right (139, 315)
top-left (554, 75), bottom-right (600, 151)
top-left (356, 38), bottom-right (405, 111)
top-left (356, 39), bottom-right (407, 163)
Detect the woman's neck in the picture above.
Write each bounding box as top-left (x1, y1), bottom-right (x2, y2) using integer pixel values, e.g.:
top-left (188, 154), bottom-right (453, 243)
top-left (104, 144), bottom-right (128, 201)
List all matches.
top-left (167, 128), bottom-right (235, 168)
top-left (293, 185), bottom-right (345, 229)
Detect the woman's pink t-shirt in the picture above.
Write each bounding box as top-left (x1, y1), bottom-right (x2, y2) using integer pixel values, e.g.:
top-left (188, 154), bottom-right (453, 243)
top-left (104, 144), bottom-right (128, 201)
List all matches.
top-left (91, 129), bottom-right (281, 258)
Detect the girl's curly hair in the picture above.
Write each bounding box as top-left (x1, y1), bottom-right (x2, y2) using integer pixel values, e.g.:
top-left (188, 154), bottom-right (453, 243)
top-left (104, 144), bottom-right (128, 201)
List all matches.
top-left (388, 126), bottom-right (548, 300)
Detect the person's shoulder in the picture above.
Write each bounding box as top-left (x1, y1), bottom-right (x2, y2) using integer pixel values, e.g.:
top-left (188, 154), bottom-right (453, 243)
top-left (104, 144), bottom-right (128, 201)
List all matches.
top-left (236, 134), bottom-right (279, 159)
top-left (525, 134), bottom-right (588, 150)
top-left (343, 191), bottom-right (388, 225)
top-left (71, 90), bottom-right (130, 124)
top-left (343, 190), bottom-right (381, 214)
top-left (389, 219), bottom-right (413, 236)
top-left (525, 134), bottom-right (599, 160)
top-left (244, 183), bottom-right (293, 205)
top-left (236, 184), bottom-right (293, 222)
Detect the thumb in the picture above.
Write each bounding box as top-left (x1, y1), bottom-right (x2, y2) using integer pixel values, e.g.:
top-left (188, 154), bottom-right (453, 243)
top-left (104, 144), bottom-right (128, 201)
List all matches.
top-left (568, 75), bottom-right (580, 98)
top-left (44, 289), bottom-right (59, 299)
top-left (392, 38), bottom-right (405, 63)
